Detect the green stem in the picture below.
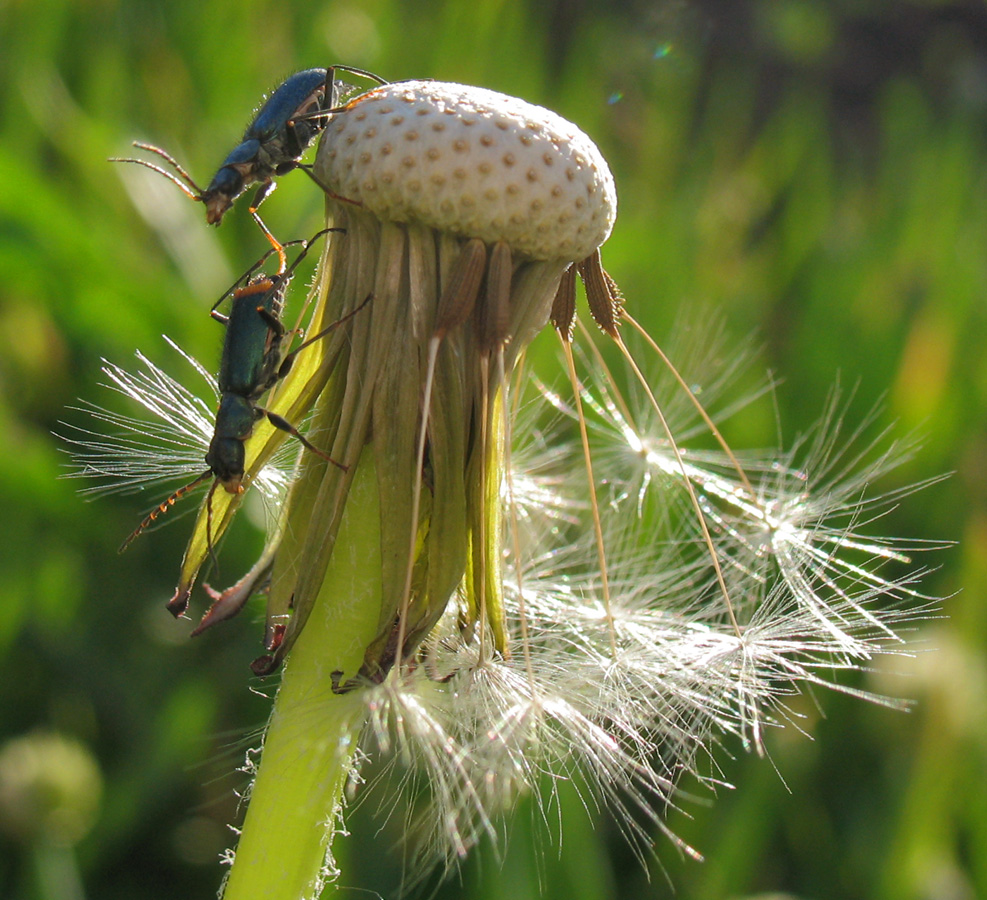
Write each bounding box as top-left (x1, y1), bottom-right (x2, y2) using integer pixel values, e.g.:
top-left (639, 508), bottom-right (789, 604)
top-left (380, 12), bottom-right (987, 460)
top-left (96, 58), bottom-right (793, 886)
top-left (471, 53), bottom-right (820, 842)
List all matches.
top-left (221, 455), bottom-right (382, 900)
top-left (32, 840), bottom-right (85, 900)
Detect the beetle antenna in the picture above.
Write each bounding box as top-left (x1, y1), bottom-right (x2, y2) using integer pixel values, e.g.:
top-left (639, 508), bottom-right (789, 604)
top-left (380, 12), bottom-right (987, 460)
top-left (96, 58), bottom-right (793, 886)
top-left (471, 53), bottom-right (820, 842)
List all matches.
top-left (109, 141), bottom-right (208, 199)
top-left (271, 226), bottom-right (346, 290)
top-left (118, 471), bottom-right (213, 553)
top-left (108, 157), bottom-right (202, 202)
top-left (131, 142), bottom-right (202, 187)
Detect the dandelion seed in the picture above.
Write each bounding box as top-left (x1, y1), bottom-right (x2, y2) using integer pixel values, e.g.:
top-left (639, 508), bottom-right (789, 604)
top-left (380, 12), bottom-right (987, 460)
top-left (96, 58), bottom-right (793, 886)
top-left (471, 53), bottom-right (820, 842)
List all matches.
top-left (59, 340), bottom-right (290, 506)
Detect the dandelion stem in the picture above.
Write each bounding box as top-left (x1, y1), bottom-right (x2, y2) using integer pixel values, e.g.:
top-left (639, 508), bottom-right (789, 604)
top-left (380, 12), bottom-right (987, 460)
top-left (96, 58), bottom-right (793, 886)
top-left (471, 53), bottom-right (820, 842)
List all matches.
top-left (221, 456), bottom-right (382, 900)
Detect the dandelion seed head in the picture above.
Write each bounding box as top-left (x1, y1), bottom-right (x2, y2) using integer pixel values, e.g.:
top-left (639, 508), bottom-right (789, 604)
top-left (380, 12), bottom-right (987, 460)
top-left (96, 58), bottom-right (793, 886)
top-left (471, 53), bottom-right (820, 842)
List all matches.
top-left (87, 75), bottom-right (941, 895)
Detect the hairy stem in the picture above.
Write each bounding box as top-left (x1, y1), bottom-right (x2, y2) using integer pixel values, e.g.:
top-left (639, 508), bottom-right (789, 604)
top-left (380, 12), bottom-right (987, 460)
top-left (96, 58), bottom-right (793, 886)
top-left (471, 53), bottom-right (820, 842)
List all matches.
top-left (221, 455), bottom-right (381, 900)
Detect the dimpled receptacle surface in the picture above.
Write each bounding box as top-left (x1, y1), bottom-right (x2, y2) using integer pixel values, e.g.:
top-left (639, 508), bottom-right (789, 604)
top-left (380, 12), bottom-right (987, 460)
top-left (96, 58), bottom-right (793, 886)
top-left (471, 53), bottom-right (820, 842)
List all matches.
top-left (317, 81), bottom-right (617, 262)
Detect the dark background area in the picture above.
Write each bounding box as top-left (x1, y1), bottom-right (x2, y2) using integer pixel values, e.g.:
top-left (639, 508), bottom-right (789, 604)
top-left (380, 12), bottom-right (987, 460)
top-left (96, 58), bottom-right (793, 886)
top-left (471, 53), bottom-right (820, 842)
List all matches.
top-left (0, 1), bottom-right (984, 897)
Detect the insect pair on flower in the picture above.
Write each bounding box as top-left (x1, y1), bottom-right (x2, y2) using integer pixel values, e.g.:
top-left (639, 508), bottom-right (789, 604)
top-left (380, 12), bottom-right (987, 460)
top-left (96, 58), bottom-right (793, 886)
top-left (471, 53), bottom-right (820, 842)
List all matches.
top-left (105, 67), bottom-right (386, 634)
top-left (67, 72), bottom-right (933, 888)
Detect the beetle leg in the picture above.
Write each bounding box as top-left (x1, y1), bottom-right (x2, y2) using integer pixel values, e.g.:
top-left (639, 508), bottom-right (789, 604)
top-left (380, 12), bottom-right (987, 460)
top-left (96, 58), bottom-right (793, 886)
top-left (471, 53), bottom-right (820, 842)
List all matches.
top-left (277, 292), bottom-right (373, 379)
top-left (256, 306), bottom-right (286, 336)
top-left (249, 180), bottom-right (278, 216)
top-left (295, 163), bottom-right (363, 207)
top-left (257, 407), bottom-right (348, 471)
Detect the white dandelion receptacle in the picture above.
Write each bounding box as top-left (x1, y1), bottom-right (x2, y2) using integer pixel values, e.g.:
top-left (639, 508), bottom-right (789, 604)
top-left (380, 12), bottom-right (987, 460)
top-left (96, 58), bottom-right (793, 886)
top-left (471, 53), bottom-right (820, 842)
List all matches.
top-left (320, 80), bottom-right (617, 262)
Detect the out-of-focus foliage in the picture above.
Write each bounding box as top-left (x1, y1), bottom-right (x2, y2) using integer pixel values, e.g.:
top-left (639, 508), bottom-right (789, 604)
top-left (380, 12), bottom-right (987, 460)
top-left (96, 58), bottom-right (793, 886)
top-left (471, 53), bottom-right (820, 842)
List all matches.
top-left (0, 1), bottom-right (982, 898)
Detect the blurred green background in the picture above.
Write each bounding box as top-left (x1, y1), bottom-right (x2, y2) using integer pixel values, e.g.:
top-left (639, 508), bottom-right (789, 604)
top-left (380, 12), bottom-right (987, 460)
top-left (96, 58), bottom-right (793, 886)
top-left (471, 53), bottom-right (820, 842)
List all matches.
top-left (0, 0), bottom-right (984, 898)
